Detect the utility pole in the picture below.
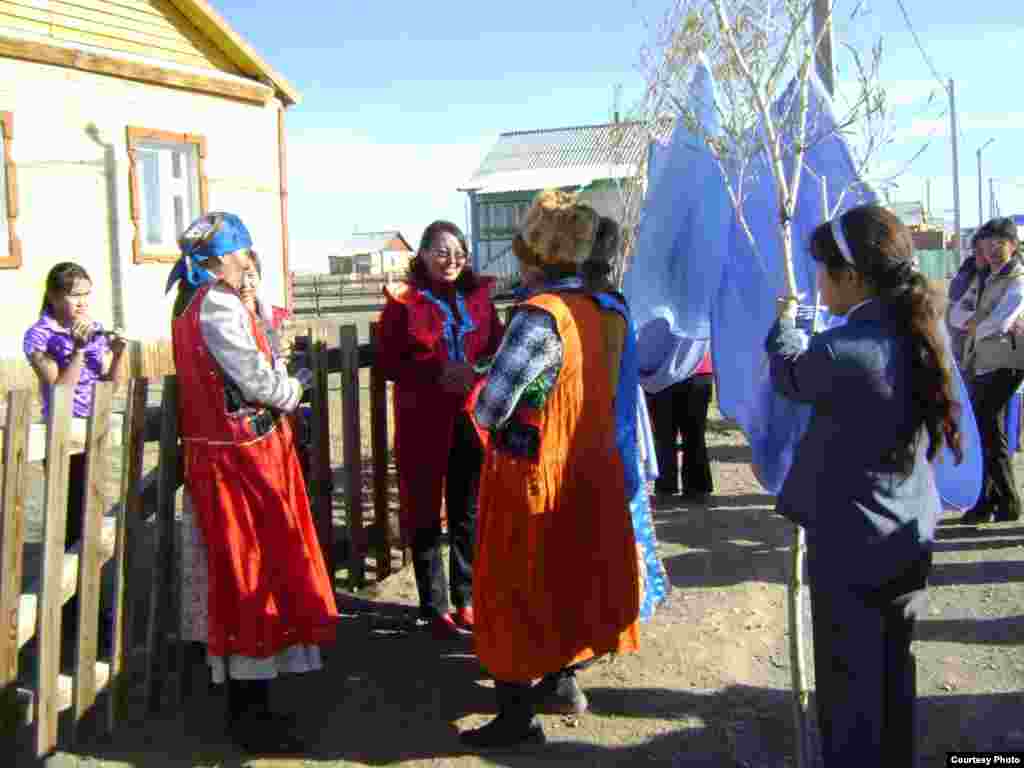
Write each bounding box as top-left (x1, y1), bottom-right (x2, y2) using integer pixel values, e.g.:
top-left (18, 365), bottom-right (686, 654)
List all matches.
top-left (990, 178), bottom-right (998, 219)
top-left (926, 178), bottom-right (932, 224)
top-left (977, 138), bottom-right (995, 228)
top-left (812, 0), bottom-right (835, 96)
top-left (949, 79), bottom-right (962, 261)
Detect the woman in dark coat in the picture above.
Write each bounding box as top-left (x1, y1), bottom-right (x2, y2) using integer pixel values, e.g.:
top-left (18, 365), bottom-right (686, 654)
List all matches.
top-left (766, 204), bottom-right (962, 766)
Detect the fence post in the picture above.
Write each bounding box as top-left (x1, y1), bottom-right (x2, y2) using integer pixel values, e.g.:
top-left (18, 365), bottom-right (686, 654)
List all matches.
top-left (368, 323), bottom-right (392, 581)
top-left (144, 376), bottom-right (180, 713)
top-left (0, 390), bottom-right (31, 739)
top-left (35, 384), bottom-right (74, 757)
top-left (305, 324), bottom-right (335, 595)
top-left (71, 382), bottom-right (114, 744)
top-left (108, 378), bottom-right (148, 730)
top-left (340, 325), bottom-right (365, 588)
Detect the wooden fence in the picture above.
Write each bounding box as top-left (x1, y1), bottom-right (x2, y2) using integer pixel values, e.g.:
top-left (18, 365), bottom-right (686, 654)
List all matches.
top-left (2, 320), bottom-right (405, 758)
top-left (291, 273), bottom-right (395, 316)
top-left (290, 272), bottom-right (521, 317)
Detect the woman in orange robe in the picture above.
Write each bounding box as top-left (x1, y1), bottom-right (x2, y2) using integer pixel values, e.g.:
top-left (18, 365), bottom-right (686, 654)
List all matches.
top-left (461, 191), bottom-right (640, 749)
top-left (168, 212), bottom-right (337, 754)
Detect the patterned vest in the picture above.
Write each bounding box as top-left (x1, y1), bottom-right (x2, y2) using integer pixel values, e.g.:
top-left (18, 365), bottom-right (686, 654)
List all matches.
top-left (172, 283), bottom-right (282, 445)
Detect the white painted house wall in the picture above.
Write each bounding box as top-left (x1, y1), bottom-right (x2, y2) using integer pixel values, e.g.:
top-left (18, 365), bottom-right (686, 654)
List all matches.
top-left (0, 55), bottom-right (285, 357)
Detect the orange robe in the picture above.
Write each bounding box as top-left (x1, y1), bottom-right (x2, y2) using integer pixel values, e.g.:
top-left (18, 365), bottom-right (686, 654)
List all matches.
top-left (472, 292), bottom-right (640, 682)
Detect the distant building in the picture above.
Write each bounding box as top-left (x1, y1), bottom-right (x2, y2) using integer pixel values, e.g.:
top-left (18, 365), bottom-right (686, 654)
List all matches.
top-left (460, 119), bottom-right (672, 281)
top-left (328, 231), bottom-right (414, 279)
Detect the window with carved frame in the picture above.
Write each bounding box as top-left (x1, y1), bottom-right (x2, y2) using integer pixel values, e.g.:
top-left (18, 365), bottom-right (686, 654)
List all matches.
top-left (0, 112), bottom-right (21, 269)
top-left (126, 127), bottom-right (208, 264)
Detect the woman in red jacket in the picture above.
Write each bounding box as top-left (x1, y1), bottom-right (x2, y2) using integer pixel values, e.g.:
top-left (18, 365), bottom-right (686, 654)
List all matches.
top-left (376, 221), bottom-right (503, 637)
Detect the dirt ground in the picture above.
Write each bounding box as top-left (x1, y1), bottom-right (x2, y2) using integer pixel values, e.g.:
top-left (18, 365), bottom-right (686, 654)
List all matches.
top-left (17, 412), bottom-right (1024, 767)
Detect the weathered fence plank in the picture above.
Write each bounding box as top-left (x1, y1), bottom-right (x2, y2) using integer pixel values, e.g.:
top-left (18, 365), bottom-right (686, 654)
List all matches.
top-left (369, 323), bottom-right (391, 581)
top-left (145, 377), bottom-right (180, 713)
top-left (0, 390), bottom-right (31, 738)
top-left (71, 382), bottom-right (114, 743)
top-left (340, 325), bottom-right (365, 588)
top-left (36, 384), bottom-right (74, 756)
top-left (108, 378), bottom-right (148, 729)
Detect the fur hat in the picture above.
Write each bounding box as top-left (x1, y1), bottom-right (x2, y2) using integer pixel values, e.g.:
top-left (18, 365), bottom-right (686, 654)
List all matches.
top-left (516, 189), bottom-right (599, 268)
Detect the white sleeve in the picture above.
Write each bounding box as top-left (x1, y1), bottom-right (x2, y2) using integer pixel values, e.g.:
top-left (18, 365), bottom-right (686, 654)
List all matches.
top-left (200, 286), bottom-right (303, 413)
top-left (975, 281), bottom-right (1024, 340)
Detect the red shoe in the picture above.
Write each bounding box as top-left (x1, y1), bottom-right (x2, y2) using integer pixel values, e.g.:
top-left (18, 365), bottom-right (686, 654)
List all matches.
top-left (454, 605), bottom-right (474, 631)
top-left (431, 612), bottom-right (464, 640)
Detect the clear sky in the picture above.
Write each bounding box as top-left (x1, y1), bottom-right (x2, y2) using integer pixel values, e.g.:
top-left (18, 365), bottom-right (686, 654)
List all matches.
top-left (210, 0), bottom-right (1024, 271)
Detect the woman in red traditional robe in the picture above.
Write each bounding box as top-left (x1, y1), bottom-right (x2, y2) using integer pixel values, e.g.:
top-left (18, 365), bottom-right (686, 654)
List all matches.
top-left (168, 212), bottom-right (337, 754)
top-left (375, 221), bottom-right (503, 638)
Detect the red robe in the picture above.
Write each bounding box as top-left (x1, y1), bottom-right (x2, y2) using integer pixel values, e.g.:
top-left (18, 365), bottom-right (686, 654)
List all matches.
top-left (375, 277), bottom-right (503, 542)
top-left (173, 284), bottom-right (337, 659)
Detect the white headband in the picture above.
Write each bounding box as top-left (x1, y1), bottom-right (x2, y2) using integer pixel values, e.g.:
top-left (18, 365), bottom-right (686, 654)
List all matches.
top-left (830, 213), bottom-right (856, 267)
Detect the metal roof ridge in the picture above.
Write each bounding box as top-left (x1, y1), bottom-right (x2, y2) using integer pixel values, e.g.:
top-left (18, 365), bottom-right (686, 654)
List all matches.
top-left (499, 120), bottom-right (647, 138)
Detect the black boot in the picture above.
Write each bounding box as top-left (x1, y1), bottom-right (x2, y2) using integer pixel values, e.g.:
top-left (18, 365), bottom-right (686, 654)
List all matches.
top-left (460, 681), bottom-right (546, 750)
top-left (226, 679), bottom-right (305, 754)
top-left (534, 668), bottom-right (588, 715)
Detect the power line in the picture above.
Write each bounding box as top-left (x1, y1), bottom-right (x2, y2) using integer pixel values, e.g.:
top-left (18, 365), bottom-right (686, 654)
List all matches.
top-left (894, 0), bottom-right (948, 92)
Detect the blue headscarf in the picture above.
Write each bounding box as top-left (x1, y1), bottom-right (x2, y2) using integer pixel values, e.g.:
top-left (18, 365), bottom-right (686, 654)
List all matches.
top-left (164, 212), bottom-right (253, 294)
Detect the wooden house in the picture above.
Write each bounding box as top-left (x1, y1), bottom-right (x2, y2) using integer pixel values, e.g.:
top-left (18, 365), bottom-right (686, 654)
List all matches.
top-left (327, 230), bottom-right (414, 279)
top-left (460, 120), bottom-right (672, 280)
top-left (0, 0), bottom-right (298, 357)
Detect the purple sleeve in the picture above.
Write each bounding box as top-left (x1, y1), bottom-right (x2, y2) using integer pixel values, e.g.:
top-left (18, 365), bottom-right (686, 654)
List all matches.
top-left (23, 322), bottom-right (51, 360)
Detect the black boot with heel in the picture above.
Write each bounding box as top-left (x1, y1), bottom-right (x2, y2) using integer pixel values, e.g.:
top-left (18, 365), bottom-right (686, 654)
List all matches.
top-left (459, 681), bottom-right (546, 750)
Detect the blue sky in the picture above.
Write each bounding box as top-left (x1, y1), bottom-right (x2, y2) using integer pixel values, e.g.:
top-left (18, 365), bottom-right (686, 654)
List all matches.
top-left (211, 0), bottom-right (1024, 271)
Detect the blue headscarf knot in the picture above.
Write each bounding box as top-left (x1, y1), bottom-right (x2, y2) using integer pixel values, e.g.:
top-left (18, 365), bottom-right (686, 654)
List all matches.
top-left (164, 212), bottom-right (253, 294)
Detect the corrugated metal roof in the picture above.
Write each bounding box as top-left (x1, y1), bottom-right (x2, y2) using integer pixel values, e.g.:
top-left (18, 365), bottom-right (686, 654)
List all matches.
top-left (465, 119), bottom-right (673, 191)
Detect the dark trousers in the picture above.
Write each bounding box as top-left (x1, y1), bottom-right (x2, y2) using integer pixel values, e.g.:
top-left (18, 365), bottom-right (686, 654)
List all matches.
top-left (646, 374), bottom-right (713, 495)
top-left (411, 412), bottom-right (481, 617)
top-left (970, 368), bottom-right (1024, 517)
top-left (809, 552), bottom-right (931, 767)
top-left (65, 452), bottom-right (87, 546)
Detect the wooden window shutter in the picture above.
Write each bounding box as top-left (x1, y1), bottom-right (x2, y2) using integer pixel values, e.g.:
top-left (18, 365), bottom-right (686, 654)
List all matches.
top-left (0, 112), bottom-right (21, 269)
top-left (126, 126), bottom-right (208, 264)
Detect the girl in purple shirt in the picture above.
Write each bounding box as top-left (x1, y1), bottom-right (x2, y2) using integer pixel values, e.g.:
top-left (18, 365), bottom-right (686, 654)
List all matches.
top-left (23, 262), bottom-right (127, 549)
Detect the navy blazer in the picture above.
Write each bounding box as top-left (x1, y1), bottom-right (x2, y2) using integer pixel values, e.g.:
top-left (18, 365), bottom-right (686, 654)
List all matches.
top-left (765, 300), bottom-right (940, 589)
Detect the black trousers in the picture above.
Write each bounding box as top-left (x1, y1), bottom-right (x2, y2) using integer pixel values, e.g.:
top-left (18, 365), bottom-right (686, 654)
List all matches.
top-left (411, 412), bottom-right (481, 617)
top-left (970, 368), bottom-right (1024, 517)
top-left (645, 374), bottom-right (714, 495)
top-left (809, 551), bottom-right (931, 767)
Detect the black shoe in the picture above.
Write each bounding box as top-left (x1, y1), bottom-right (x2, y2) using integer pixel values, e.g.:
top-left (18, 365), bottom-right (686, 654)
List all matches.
top-left (957, 505), bottom-right (995, 524)
top-left (229, 713), bottom-right (306, 755)
top-left (994, 506), bottom-right (1022, 523)
top-left (459, 714), bottom-right (546, 750)
top-left (681, 490), bottom-right (712, 505)
top-left (534, 670), bottom-right (588, 715)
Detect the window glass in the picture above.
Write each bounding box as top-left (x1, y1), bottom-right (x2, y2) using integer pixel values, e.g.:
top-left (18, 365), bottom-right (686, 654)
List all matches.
top-left (140, 149), bottom-right (162, 245)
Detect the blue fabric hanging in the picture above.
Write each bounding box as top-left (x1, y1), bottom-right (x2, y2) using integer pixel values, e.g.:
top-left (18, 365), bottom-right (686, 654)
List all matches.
top-left (625, 63), bottom-right (983, 508)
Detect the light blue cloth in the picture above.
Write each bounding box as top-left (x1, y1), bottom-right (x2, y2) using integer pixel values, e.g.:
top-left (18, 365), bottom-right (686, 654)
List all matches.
top-left (592, 291), bottom-right (668, 621)
top-left (626, 62), bottom-right (983, 508)
top-left (625, 53), bottom-right (728, 388)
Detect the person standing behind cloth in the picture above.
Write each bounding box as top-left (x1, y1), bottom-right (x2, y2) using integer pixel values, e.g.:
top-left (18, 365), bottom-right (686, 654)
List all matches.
top-left (462, 191), bottom-right (640, 750)
top-left (375, 221), bottom-right (503, 639)
top-left (767, 204), bottom-right (962, 767)
top-left (960, 217), bottom-right (1024, 523)
top-left (167, 212), bottom-right (337, 755)
top-left (946, 227), bottom-right (991, 367)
